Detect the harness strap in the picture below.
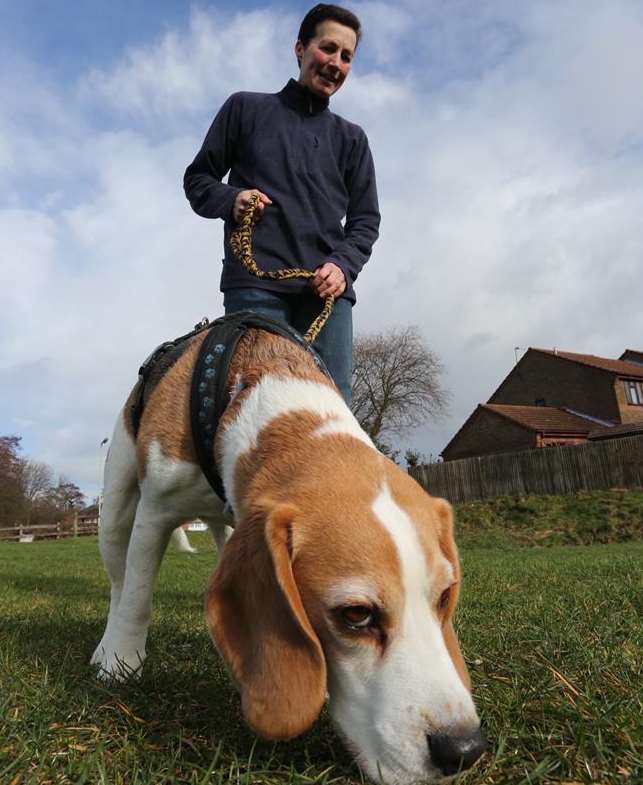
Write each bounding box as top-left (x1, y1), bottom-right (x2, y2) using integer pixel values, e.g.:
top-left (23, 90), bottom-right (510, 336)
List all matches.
top-left (131, 318), bottom-right (211, 437)
top-left (190, 314), bottom-right (246, 501)
top-left (189, 310), bottom-right (330, 502)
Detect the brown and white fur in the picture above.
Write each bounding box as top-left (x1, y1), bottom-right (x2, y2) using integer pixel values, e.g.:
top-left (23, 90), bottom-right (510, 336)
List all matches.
top-left (92, 329), bottom-right (486, 784)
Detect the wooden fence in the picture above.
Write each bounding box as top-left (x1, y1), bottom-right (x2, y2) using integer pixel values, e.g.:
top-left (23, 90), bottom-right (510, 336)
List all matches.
top-left (410, 434), bottom-right (643, 504)
top-left (0, 519), bottom-right (98, 543)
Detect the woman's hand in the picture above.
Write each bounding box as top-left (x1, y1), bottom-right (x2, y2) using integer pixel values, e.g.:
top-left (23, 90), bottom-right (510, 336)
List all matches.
top-left (311, 262), bottom-right (346, 298)
top-left (233, 189), bottom-right (272, 223)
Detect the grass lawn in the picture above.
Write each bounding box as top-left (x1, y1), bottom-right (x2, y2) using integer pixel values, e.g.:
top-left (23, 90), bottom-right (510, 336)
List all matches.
top-left (0, 529), bottom-right (641, 785)
top-left (454, 489), bottom-right (643, 549)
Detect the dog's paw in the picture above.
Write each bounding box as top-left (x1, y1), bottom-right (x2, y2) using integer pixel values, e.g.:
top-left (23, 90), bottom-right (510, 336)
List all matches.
top-left (91, 640), bottom-right (146, 682)
top-left (170, 527), bottom-right (198, 554)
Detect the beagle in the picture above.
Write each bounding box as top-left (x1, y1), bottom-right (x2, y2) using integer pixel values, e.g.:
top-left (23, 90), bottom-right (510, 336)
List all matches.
top-left (92, 327), bottom-right (486, 783)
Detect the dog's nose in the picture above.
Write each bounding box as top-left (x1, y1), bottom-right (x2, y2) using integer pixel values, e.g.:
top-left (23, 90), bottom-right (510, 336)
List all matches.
top-left (427, 727), bottom-right (488, 775)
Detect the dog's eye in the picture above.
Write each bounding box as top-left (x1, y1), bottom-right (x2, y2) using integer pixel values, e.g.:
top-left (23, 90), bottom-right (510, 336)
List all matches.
top-left (339, 605), bottom-right (374, 630)
top-left (438, 588), bottom-right (451, 612)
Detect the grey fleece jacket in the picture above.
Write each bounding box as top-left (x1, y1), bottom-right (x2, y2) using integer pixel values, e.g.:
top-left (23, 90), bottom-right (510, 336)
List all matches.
top-left (183, 78), bottom-right (380, 304)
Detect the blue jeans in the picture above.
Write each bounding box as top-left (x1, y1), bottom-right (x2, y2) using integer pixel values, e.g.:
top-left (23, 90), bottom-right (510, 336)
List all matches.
top-left (223, 287), bottom-right (353, 404)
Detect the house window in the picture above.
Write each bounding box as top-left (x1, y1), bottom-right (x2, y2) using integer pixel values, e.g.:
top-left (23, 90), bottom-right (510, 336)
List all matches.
top-left (625, 380), bottom-right (643, 405)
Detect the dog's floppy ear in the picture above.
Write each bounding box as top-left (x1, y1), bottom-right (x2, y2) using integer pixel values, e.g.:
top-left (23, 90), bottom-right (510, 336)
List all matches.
top-left (432, 497), bottom-right (472, 692)
top-left (205, 500), bottom-right (326, 739)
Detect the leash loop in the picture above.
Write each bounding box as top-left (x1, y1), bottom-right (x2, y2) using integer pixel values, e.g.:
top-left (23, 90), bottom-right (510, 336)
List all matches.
top-left (229, 193), bottom-right (335, 343)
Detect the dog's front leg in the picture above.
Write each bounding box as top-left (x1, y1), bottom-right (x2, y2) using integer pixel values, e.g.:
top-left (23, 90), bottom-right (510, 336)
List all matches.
top-left (92, 500), bottom-right (172, 682)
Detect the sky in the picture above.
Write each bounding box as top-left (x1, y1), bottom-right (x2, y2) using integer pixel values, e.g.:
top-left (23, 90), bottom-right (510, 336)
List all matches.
top-left (1, 0), bottom-right (642, 497)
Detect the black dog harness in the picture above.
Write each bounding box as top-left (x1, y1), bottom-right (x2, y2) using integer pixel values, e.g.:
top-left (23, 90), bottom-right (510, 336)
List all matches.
top-left (131, 311), bottom-right (329, 503)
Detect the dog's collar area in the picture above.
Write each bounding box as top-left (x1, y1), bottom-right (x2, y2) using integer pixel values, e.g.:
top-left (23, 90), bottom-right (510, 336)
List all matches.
top-left (190, 310), bottom-right (331, 502)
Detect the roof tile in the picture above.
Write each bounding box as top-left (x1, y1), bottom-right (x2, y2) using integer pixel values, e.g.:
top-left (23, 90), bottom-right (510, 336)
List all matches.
top-left (535, 349), bottom-right (643, 379)
top-left (484, 404), bottom-right (593, 433)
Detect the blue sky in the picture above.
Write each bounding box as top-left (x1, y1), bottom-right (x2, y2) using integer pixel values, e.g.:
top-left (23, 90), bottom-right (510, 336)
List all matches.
top-left (2, 0), bottom-right (643, 495)
top-left (3, 1), bottom-right (211, 77)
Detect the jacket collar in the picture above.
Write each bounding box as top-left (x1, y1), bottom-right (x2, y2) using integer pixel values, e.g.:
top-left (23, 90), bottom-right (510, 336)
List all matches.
top-left (279, 78), bottom-right (330, 115)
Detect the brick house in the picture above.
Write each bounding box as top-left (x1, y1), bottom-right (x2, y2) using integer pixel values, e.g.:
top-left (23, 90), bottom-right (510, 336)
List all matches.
top-left (621, 349), bottom-right (643, 366)
top-left (442, 348), bottom-right (643, 461)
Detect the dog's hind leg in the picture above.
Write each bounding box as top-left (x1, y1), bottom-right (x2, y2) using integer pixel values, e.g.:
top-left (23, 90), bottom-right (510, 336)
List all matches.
top-left (204, 516), bottom-right (234, 558)
top-left (91, 412), bottom-right (140, 667)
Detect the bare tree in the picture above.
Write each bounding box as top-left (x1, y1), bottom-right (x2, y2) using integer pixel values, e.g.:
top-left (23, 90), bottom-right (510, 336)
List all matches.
top-left (351, 326), bottom-right (449, 444)
top-left (0, 436), bottom-right (87, 528)
top-left (20, 460), bottom-right (53, 503)
top-left (19, 460), bottom-right (54, 525)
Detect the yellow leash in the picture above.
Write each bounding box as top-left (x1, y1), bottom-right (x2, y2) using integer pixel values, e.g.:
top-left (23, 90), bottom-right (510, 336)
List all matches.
top-left (229, 193), bottom-right (334, 343)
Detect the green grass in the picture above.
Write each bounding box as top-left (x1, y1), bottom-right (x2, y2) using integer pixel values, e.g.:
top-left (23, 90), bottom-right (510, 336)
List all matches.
top-left (454, 489), bottom-right (643, 549)
top-left (0, 529), bottom-right (641, 784)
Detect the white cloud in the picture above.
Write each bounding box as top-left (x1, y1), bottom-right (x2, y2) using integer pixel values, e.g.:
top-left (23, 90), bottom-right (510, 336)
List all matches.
top-left (347, 0), bottom-right (643, 456)
top-left (2, 0), bottom-right (642, 492)
top-left (352, 1), bottom-right (413, 65)
top-left (79, 7), bottom-right (298, 123)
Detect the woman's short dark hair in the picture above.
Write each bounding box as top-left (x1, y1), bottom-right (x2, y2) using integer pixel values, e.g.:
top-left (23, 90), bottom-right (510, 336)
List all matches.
top-left (297, 4), bottom-right (362, 48)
